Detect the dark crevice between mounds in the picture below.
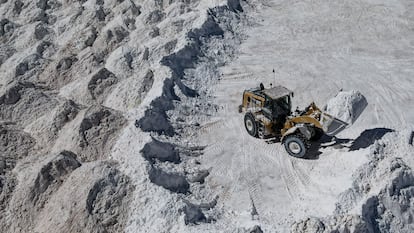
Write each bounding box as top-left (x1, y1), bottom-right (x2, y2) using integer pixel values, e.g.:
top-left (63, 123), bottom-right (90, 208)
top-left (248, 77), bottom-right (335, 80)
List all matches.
top-left (0, 82), bottom-right (59, 127)
top-left (82, 164), bottom-right (132, 232)
top-left (37, 0), bottom-right (51, 11)
top-left (162, 9), bottom-right (225, 98)
top-left (78, 110), bottom-right (113, 134)
top-left (148, 166), bottom-right (189, 194)
top-left (51, 99), bottom-right (80, 132)
top-left (409, 131), bottom-right (414, 145)
top-left (15, 54), bottom-right (43, 78)
top-left (96, 6), bottom-right (107, 22)
top-left (174, 78), bottom-right (198, 98)
top-left (0, 123), bottom-right (35, 171)
top-left (13, 0), bottom-right (24, 15)
top-left (0, 19), bottom-right (16, 38)
top-left (0, 123), bottom-right (35, 212)
top-left (136, 0), bottom-right (243, 136)
top-left (78, 106), bottom-right (126, 162)
top-left (183, 202), bottom-right (208, 225)
top-left (86, 167), bottom-right (131, 216)
top-left (135, 101), bottom-right (174, 136)
top-left (162, 13), bottom-right (224, 78)
top-left (89, 26), bottom-right (130, 64)
top-left (248, 225), bottom-right (264, 233)
top-left (124, 52), bottom-right (133, 69)
top-left (182, 197), bottom-right (217, 225)
top-left (0, 84), bottom-right (23, 105)
top-left (163, 39), bottom-right (177, 54)
top-left (0, 46), bottom-right (15, 66)
top-left (107, 26), bottom-right (129, 44)
top-left (0, 175), bottom-right (16, 207)
top-left (84, 27), bottom-right (98, 48)
top-left (34, 23), bottom-right (49, 40)
top-left (178, 145), bottom-right (206, 157)
top-left (141, 137), bottom-right (180, 164)
top-left (361, 196), bottom-right (381, 233)
top-left (250, 196), bottom-right (258, 218)
top-left (135, 78), bottom-right (177, 136)
top-left (56, 56), bottom-right (78, 72)
top-left (30, 151), bottom-right (81, 206)
top-left (87, 68), bottom-right (118, 101)
top-left (136, 0), bottom-right (243, 219)
top-left (145, 9), bottom-right (165, 24)
top-left (188, 169), bottom-right (209, 184)
top-left (0, 81), bottom-right (50, 106)
top-left (36, 41), bottom-right (53, 57)
top-left (228, 0), bottom-right (243, 12)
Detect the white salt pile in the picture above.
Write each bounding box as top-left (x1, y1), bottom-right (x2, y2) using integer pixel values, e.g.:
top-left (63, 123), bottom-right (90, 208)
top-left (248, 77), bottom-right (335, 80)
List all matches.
top-left (325, 90), bottom-right (368, 125)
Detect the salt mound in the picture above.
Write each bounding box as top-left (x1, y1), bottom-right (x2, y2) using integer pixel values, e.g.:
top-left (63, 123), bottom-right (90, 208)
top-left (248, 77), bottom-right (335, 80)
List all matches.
top-left (325, 90), bottom-right (368, 125)
top-left (292, 130), bottom-right (414, 233)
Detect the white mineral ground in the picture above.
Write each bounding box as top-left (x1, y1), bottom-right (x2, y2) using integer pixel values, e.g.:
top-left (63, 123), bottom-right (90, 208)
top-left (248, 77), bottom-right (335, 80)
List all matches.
top-left (0, 0), bottom-right (413, 232)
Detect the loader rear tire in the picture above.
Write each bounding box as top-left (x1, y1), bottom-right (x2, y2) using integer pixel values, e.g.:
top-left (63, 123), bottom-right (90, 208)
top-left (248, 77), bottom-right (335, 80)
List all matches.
top-left (244, 113), bottom-right (257, 137)
top-left (283, 134), bottom-right (308, 158)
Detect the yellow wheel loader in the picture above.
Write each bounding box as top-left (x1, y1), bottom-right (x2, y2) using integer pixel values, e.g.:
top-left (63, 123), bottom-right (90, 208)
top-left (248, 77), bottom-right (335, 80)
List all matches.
top-left (239, 84), bottom-right (367, 158)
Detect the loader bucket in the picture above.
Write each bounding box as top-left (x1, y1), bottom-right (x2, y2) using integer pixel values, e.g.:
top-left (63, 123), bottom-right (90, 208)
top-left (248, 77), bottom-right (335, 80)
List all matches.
top-left (322, 90), bottom-right (368, 136)
top-left (320, 113), bottom-right (349, 136)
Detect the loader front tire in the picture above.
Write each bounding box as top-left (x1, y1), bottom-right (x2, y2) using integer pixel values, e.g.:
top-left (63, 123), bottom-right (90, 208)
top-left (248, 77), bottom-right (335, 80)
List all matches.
top-left (283, 134), bottom-right (308, 158)
top-left (244, 113), bottom-right (257, 137)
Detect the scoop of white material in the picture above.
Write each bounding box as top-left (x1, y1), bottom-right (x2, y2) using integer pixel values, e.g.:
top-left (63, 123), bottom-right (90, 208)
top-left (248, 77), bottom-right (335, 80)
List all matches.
top-left (320, 90), bottom-right (368, 136)
top-left (325, 90), bottom-right (368, 124)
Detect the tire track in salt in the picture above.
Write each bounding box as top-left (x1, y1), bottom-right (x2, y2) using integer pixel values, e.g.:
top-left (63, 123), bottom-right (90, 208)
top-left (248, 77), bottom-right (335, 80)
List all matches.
top-left (201, 114), bottom-right (246, 204)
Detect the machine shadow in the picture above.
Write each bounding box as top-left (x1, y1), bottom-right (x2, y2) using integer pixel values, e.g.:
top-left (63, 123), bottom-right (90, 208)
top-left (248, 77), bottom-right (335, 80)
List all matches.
top-left (267, 127), bottom-right (395, 160)
top-left (348, 128), bottom-right (394, 151)
top-left (316, 127), bottom-right (395, 156)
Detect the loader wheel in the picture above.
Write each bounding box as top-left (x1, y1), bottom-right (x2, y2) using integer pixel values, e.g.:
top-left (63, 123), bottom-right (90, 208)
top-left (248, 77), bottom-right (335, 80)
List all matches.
top-left (283, 134), bottom-right (308, 158)
top-left (244, 113), bottom-right (257, 137)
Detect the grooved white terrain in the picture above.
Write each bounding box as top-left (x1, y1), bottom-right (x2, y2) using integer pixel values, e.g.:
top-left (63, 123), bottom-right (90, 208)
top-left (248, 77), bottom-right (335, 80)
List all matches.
top-left (195, 0), bottom-right (414, 231)
top-left (2, 0), bottom-right (411, 232)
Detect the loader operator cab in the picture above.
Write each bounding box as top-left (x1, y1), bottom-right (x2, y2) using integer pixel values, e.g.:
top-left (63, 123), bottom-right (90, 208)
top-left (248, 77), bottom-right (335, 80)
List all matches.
top-left (241, 85), bottom-right (293, 118)
top-left (241, 84), bottom-right (294, 138)
top-left (261, 86), bottom-right (293, 121)
top-left (263, 95), bottom-right (291, 120)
